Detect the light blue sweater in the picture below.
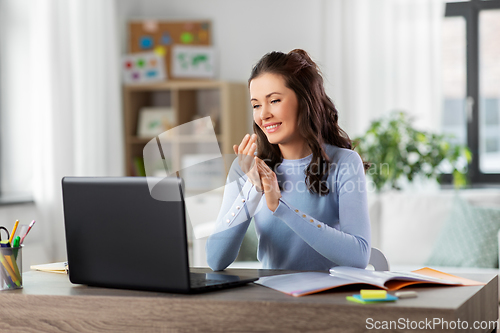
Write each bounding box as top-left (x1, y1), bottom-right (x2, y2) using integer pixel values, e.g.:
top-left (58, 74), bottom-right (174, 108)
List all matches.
top-left (206, 144), bottom-right (371, 271)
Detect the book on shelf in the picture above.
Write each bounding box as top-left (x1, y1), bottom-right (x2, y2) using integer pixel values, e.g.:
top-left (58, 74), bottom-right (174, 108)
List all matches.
top-left (255, 266), bottom-right (484, 297)
top-left (133, 156), bottom-right (146, 177)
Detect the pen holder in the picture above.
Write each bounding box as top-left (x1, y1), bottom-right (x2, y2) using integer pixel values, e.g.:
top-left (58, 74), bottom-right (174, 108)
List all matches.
top-left (0, 246), bottom-right (22, 291)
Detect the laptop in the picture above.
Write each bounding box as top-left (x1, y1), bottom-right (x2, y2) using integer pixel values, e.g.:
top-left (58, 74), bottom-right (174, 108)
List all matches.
top-left (61, 176), bottom-right (258, 293)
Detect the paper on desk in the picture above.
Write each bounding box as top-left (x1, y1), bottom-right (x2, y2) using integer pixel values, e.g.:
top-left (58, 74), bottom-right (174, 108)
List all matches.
top-left (412, 267), bottom-right (485, 286)
top-left (255, 272), bottom-right (365, 297)
top-left (30, 262), bottom-right (68, 274)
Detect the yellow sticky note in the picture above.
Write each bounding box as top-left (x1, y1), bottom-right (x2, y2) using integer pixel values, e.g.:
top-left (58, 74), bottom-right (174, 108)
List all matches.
top-left (154, 46), bottom-right (166, 57)
top-left (360, 289), bottom-right (387, 299)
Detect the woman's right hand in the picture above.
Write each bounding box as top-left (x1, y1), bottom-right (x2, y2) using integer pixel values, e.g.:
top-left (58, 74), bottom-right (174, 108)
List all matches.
top-left (233, 134), bottom-right (262, 192)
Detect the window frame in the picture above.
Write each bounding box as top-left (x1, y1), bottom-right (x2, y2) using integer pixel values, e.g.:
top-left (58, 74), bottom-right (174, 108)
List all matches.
top-left (444, 0), bottom-right (500, 184)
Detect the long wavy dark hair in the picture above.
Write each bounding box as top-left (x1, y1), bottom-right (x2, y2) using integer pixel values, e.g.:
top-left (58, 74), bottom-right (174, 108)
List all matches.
top-left (249, 49), bottom-right (370, 195)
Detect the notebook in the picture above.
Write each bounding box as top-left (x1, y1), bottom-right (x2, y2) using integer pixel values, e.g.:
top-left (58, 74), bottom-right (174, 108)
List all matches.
top-left (61, 176), bottom-right (258, 293)
top-left (256, 266), bottom-right (485, 297)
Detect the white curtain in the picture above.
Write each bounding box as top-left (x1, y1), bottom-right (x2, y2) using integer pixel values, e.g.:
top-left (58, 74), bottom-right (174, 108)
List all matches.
top-left (28, 0), bottom-right (124, 260)
top-left (322, 0), bottom-right (445, 138)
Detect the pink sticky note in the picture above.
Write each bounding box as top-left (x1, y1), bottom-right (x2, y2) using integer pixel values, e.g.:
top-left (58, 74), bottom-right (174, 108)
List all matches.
top-left (143, 20), bottom-right (158, 33)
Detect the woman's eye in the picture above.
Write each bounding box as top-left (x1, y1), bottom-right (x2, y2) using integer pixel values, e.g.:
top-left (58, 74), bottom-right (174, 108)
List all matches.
top-left (252, 104), bottom-right (261, 109)
top-left (271, 99), bottom-right (280, 104)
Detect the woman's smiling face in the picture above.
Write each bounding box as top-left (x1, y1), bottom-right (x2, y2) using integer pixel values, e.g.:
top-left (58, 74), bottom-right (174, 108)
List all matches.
top-left (250, 73), bottom-right (302, 146)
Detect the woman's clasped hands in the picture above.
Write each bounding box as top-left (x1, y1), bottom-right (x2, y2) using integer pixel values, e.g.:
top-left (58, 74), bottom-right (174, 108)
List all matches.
top-left (233, 134), bottom-right (282, 212)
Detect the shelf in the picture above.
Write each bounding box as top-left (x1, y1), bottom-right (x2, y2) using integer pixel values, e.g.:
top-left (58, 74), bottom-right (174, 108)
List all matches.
top-left (123, 80), bottom-right (248, 177)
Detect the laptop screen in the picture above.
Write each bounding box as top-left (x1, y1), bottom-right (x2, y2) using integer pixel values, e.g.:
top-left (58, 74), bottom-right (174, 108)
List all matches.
top-left (62, 177), bottom-right (191, 292)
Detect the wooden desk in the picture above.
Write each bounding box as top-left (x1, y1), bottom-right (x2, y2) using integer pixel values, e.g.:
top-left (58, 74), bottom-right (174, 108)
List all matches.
top-left (0, 269), bottom-right (497, 333)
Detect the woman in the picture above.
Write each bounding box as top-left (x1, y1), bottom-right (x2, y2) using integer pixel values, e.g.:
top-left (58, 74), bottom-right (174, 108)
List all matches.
top-left (206, 49), bottom-right (371, 271)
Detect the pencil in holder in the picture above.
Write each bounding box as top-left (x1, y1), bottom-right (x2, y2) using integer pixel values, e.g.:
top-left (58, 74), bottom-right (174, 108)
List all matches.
top-left (0, 246), bottom-right (22, 290)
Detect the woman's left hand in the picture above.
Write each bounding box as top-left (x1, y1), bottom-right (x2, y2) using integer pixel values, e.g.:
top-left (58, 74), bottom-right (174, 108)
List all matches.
top-left (255, 156), bottom-right (282, 212)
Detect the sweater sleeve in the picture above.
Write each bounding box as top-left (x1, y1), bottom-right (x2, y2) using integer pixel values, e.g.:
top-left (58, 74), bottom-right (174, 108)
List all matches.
top-left (271, 151), bottom-right (371, 268)
top-left (206, 159), bottom-right (264, 271)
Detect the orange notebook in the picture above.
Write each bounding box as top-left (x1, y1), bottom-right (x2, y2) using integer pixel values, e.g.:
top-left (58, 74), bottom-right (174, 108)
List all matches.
top-left (255, 267), bottom-right (485, 297)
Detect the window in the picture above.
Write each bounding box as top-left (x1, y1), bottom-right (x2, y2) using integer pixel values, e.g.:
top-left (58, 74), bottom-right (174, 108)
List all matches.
top-left (442, 0), bottom-right (500, 183)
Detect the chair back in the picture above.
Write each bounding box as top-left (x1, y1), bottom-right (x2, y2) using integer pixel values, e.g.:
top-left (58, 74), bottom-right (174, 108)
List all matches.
top-left (368, 247), bottom-right (390, 271)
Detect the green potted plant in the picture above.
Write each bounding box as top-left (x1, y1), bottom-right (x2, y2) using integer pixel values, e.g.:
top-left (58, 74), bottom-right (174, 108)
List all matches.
top-left (353, 111), bottom-right (472, 192)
